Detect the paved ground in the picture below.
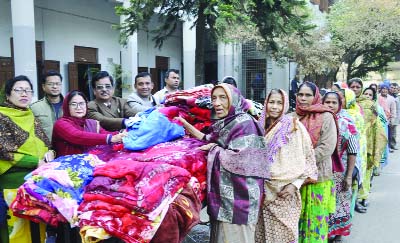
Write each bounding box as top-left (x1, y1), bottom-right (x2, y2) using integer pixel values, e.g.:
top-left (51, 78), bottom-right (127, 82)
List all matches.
top-left (184, 135), bottom-right (400, 243)
top-left (347, 143), bottom-right (400, 243)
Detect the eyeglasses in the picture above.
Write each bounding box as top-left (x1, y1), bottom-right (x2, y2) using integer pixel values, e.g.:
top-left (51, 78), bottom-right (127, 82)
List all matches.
top-left (13, 88), bottom-right (34, 95)
top-left (46, 82), bottom-right (62, 87)
top-left (69, 102), bottom-right (86, 109)
top-left (95, 84), bottom-right (113, 90)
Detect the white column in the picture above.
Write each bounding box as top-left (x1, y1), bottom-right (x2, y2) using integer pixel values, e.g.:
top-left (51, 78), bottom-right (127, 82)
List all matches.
top-left (120, 0), bottom-right (138, 98)
top-left (182, 19), bottom-right (196, 90)
top-left (218, 42), bottom-right (242, 90)
top-left (11, 0), bottom-right (38, 100)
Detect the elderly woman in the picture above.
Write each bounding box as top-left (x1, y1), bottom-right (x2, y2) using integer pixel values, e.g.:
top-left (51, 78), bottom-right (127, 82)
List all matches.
top-left (52, 90), bottom-right (126, 157)
top-left (293, 82), bottom-right (339, 243)
top-left (255, 89), bottom-right (317, 243)
top-left (0, 75), bottom-right (55, 243)
top-left (323, 92), bottom-right (358, 243)
top-left (178, 84), bottom-right (266, 242)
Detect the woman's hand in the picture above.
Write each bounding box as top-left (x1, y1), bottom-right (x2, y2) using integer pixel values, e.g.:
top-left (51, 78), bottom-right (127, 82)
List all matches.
top-left (111, 131), bottom-right (127, 143)
top-left (38, 150), bottom-right (56, 167)
top-left (174, 116), bottom-right (205, 140)
top-left (343, 176), bottom-right (352, 191)
top-left (277, 184), bottom-right (298, 199)
top-left (198, 143), bottom-right (217, 151)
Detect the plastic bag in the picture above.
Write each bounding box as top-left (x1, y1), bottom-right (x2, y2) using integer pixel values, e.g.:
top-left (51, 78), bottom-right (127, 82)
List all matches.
top-left (124, 108), bottom-right (185, 151)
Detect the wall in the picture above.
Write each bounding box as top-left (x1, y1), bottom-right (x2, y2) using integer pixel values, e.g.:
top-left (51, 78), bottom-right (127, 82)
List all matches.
top-left (0, 0), bottom-right (121, 93)
top-left (137, 15), bottom-right (182, 71)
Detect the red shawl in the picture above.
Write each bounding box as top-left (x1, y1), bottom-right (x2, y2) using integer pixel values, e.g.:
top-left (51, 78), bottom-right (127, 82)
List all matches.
top-left (296, 84), bottom-right (343, 173)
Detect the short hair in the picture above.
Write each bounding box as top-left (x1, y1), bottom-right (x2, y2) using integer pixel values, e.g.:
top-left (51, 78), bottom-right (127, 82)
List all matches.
top-left (91, 71), bottom-right (114, 88)
top-left (390, 83), bottom-right (399, 87)
top-left (42, 70), bottom-right (62, 84)
top-left (134, 72), bottom-right (152, 85)
top-left (165, 69), bottom-right (179, 79)
top-left (5, 75), bottom-right (33, 96)
top-left (363, 87), bottom-right (377, 100)
top-left (221, 76), bottom-right (237, 88)
top-left (298, 81), bottom-right (317, 96)
top-left (347, 78), bottom-right (363, 88)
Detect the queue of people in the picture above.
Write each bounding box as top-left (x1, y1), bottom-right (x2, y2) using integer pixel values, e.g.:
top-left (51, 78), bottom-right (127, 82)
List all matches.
top-left (0, 69), bottom-right (397, 243)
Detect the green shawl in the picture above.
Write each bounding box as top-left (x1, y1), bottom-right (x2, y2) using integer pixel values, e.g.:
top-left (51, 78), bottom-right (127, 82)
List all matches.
top-left (0, 104), bottom-right (49, 188)
top-left (356, 96), bottom-right (388, 169)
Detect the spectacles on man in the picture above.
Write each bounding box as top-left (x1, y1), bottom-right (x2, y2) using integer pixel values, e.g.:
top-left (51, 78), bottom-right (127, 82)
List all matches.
top-left (69, 102), bottom-right (86, 109)
top-left (95, 84), bottom-right (113, 90)
top-left (13, 88), bottom-right (34, 95)
top-left (46, 82), bottom-right (62, 87)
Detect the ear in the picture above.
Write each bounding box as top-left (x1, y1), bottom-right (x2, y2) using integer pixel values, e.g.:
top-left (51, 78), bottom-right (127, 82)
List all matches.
top-left (42, 83), bottom-right (46, 92)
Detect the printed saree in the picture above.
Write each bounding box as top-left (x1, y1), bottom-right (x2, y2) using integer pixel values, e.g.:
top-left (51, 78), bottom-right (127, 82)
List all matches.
top-left (256, 89), bottom-right (318, 243)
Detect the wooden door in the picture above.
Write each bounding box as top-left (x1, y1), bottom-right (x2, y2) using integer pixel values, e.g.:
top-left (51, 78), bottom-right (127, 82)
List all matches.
top-left (150, 68), bottom-right (159, 94)
top-left (0, 57), bottom-right (14, 93)
top-left (68, 62), bottom-right (79, 91)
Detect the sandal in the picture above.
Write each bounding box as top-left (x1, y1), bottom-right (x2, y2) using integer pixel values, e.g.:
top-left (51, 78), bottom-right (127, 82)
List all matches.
top-left (332, 236), bottom-right (344, 243)
top-left (355, 202), bottom-right (367, 213)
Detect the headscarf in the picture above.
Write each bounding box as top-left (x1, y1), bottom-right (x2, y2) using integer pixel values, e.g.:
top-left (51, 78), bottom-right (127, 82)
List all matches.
top-left (323, 92), bottom-right (358, 158)
top-left (259, 89), bottom-right (318, 183)
top-left (295, 83), bottom-right (343, 173)
top-left (206, 84), bottom-right (251, 142)
top-left (205, 84), bottom-right (266, 178)
top-left (295, 82), bottom-right (333, 146)
top-left (258, 89), bottom-right (289, 132)
top-left (59, 91), bottom-right (98, 133)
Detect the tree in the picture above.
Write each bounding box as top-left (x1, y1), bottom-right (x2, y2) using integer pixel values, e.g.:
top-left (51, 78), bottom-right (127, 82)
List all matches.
top-left (328, 0), bottom-right (400, 79)
top-left (116, 0), bottom-right (314, 85)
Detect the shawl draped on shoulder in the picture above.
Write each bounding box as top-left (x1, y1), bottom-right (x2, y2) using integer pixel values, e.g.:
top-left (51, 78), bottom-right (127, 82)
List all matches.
top-left (205, 84), bottom-right (267, 178)
top-left (0, 103), bottom-right (49, 180)
top-left (295, 83), bottom-right (343, 173)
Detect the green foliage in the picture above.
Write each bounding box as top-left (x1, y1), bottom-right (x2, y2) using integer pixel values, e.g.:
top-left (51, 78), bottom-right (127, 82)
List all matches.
top-left (116, 0), bottom-right (314, 52)
top-left (328, 0), bottom-right (400, 78)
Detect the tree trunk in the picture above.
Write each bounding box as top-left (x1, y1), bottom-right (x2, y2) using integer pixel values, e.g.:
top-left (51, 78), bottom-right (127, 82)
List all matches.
top-left (195, 1), bottom-right (206, 86)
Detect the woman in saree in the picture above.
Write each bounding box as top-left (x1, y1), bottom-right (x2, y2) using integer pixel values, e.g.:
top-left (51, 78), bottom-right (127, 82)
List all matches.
top-left (0, 75), bottom-right (55, 243)
top-left (293, 81), bottom-right (339, 243)
top-left (177, 83), bottom-right (266, 243)
top-left (341, 88), bottom-right (368, 213)
top-left (323, 92), bottom-right (358, 243)
top-left (357, 87), bottom-right (387, 201)
top-left (362, 87), bottom-right (389, 168)
top-left (255, 89), bottom-right (318, 243)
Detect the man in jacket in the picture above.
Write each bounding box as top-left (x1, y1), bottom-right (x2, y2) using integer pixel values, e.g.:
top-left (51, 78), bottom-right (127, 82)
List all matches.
top-left (31, 70), bottom-right (64, 142)
top-left (87, 71), bottom-right (136, 131)
top-left (127, 72), bottom-right (159, 113)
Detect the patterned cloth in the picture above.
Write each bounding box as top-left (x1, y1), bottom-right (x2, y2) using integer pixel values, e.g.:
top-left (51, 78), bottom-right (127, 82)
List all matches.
top-left (299, 180), bottom-right (336, 243)
top-left (0, 102), bottom-right (49, 243)
top-left (79, 160), bottom-right (192, 243)
top-left (255, 89), bottom-right (318, 243)
top-left (11, 154), bottom-right (104, 226)
top-left (328, 107), bottom-right (359, 238)
top-left (205, 84), bottom-right (265, 225)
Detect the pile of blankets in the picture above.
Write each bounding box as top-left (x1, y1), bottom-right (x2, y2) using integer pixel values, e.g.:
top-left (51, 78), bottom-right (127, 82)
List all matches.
top-left (11, 154), bottom-right (105, 226)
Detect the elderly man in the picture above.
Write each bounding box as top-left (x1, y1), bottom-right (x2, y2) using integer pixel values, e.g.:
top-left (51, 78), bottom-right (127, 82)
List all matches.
top-left (127, 72), bottom-right (159, 113)
top-left (153, 69), bottom-right (180, 104)
top-left (390, 83), bottom-right (399, 150)
top-left (31, 70), bottom-right (64, 142)
top-left (87, 71), bottom-right (136, 131)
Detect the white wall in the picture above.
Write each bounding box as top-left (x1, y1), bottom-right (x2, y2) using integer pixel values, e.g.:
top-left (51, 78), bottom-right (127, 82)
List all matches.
top-left (35, 0), bottom-right (121, 92)
top-left (0, 0), bottom-right (121, 93)
top-left (137, 15), bottom-right (182, 71)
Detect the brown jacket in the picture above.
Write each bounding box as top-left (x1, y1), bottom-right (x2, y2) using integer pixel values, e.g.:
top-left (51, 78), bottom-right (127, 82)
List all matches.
top-left (87, 97), bottom-right (136, 131)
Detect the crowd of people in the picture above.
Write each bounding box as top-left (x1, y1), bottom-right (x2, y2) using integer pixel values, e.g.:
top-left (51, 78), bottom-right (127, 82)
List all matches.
top-left (0, 69), bottom-right (398, 243)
